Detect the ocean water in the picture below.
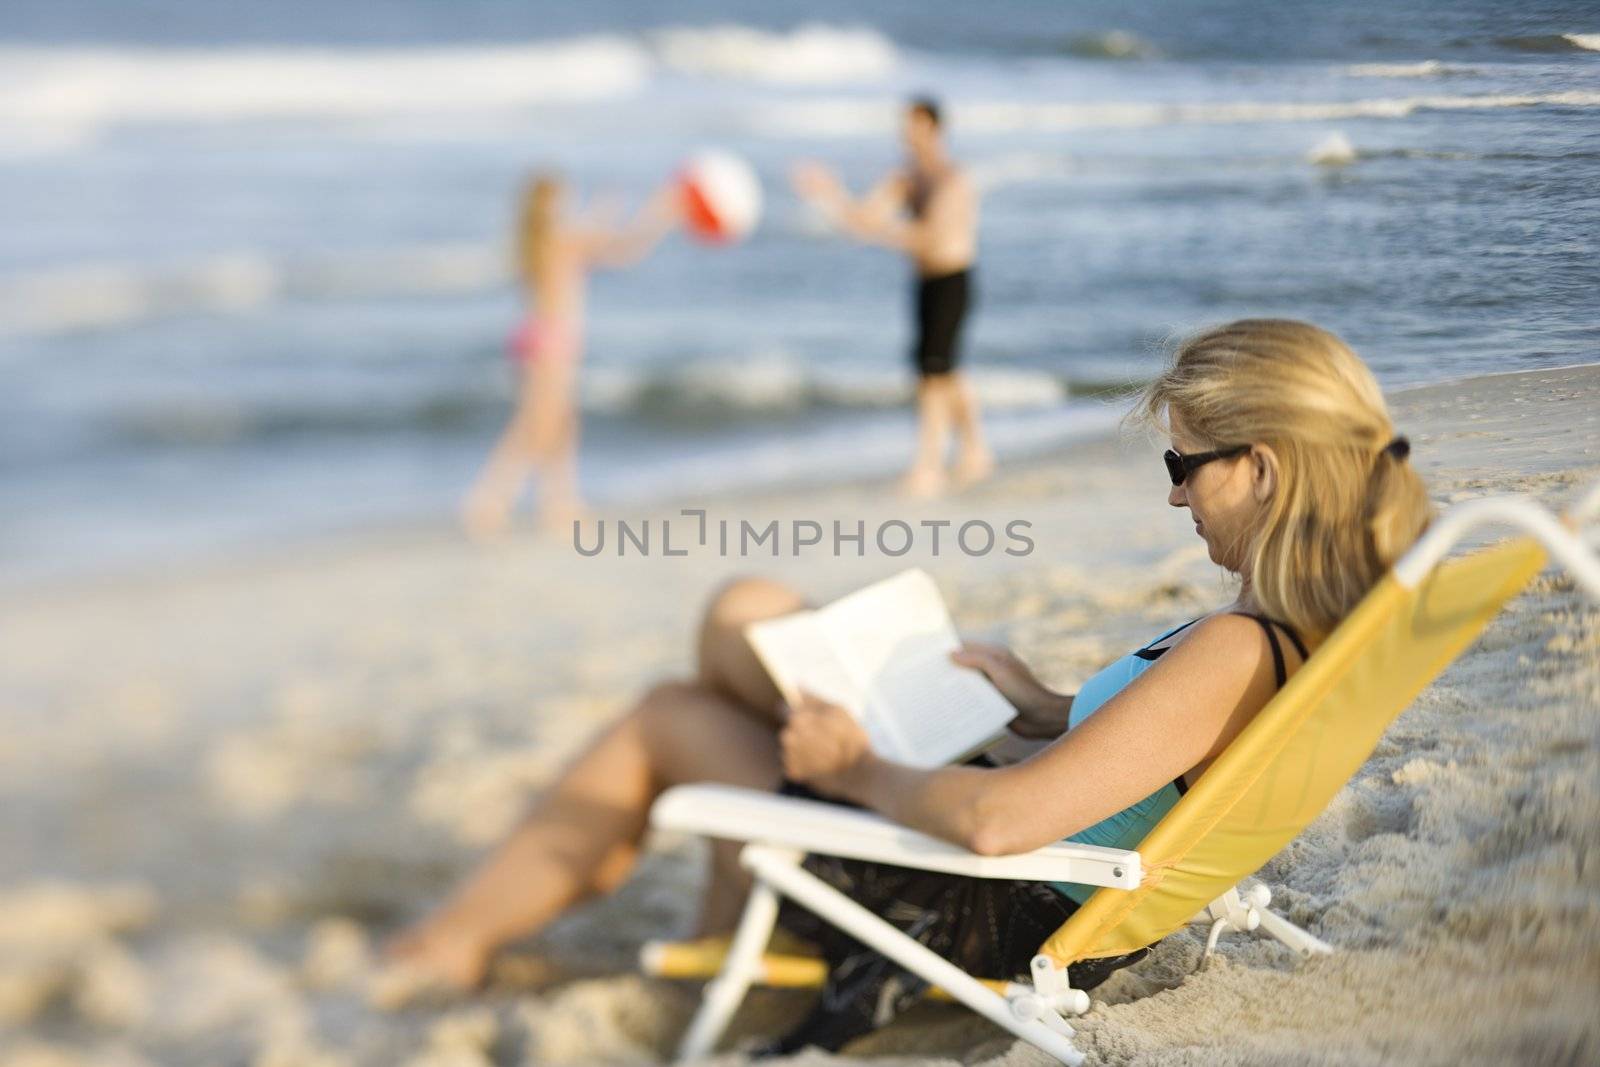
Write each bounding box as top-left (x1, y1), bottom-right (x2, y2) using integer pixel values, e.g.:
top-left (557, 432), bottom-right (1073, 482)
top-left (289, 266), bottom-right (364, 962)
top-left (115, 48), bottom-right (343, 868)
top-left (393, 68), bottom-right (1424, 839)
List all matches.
top-left (2, 1), bottom-right (1597, 581)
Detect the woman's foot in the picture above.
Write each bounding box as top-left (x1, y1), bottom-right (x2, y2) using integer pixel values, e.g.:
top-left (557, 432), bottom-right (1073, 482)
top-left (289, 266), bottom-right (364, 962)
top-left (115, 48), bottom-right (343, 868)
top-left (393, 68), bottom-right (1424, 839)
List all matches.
top-left (537, 497), bottom-right (591, 537)
top-left (461, 487), bottom-right (513, 543)
top-left (372, 920), bottom-right (491, 1009)
top-left (488, 951), bottom-right (581, 992)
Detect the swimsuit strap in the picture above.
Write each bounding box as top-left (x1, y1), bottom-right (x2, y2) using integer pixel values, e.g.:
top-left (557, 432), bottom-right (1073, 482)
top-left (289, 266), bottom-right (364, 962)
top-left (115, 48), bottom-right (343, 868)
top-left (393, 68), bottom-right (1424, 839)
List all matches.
top-left (1282, 623), bottom-right (1311, 661)
top-left (1228, 612), bottom-right (1307, 688)
top-left (1131, 617), bottom-right (1200, 661)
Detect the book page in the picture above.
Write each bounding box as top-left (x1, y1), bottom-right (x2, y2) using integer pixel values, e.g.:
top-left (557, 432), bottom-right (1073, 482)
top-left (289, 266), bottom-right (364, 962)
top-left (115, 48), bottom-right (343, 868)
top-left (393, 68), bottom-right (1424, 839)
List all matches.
top-left (862, 650), bottom-right (1017, 767)
top-left (817, 570), bottom-right (1015, 766)
top-left (746, 611), bottom-right (906, 756)
top-left (741, 609), bottom-right (855, 706)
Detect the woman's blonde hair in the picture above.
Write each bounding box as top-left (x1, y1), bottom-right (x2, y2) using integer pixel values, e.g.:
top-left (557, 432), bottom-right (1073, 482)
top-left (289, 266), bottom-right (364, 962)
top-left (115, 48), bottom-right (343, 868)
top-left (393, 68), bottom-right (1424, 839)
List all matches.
top-left (515, 172), bottom-right (564, 294)
top-left (1133, 319), bottom-right (1432, 637)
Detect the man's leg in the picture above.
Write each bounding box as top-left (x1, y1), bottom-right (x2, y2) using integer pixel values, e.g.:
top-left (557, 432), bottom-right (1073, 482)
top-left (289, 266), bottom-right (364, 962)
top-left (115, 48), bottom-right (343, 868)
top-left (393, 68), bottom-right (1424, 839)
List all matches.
top-left (947, 371), bottom-right (994, 487)
top-left (901, 373), bottom-right (950, 498)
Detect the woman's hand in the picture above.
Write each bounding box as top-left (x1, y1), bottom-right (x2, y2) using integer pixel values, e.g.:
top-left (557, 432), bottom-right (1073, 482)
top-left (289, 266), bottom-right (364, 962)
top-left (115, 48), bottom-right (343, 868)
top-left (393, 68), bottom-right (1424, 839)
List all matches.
top-left (951, 642), bottom-right (1071, 740)
top-left (778, 690), bottom-right (873, 797)
top-left (642, 181), bottom-right (685, 226)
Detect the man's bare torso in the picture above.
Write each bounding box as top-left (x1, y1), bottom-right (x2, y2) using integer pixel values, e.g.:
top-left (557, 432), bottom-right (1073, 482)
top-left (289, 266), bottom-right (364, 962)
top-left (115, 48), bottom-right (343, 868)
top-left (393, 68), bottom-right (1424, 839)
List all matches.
top-left (904, 162), bottom-right (978, 277)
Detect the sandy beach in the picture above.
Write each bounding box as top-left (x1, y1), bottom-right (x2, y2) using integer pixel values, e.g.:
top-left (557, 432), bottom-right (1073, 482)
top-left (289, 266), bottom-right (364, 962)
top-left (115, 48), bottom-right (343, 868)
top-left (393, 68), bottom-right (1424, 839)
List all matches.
top-left (2, 363), bottom-right (1596, 1067)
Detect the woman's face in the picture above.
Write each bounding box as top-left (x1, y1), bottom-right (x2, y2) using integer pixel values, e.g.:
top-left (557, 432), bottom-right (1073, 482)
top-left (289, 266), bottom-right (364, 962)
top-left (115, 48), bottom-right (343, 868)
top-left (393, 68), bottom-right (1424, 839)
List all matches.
top-left (1167, 411), bottom-right (1267, 573)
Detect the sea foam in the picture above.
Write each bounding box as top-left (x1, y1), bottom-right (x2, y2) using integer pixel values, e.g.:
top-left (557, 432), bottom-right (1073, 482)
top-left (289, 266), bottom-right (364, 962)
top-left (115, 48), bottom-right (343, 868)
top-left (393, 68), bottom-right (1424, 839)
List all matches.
top-left (0, 24), bottom-right (899, 130)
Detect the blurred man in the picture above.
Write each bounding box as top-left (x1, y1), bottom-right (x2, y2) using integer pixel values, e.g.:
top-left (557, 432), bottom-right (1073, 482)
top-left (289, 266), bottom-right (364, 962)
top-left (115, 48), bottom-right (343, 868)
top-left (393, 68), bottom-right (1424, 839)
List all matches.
top-left (793, 96), bottom-right (992, 497)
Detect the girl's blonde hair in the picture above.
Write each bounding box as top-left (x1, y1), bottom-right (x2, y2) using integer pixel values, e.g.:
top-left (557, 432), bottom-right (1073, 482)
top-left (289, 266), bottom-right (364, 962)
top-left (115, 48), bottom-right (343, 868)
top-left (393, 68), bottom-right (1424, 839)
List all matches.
top-left (1133, 319), bottom-right (1432, 637)
top-left (515, 172), bottom-right (564, 294)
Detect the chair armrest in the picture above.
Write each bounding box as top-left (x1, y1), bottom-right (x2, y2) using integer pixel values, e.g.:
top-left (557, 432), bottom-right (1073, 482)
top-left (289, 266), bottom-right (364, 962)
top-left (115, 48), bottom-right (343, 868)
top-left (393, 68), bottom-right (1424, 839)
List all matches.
top-left (650, 784), bottom-right (1141, 890)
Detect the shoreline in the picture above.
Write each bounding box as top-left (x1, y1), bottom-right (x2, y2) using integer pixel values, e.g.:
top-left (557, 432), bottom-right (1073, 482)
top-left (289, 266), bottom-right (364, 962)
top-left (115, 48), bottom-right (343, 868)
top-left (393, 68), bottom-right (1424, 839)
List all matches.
top-left (8, 361), bottom-right (1596, 604)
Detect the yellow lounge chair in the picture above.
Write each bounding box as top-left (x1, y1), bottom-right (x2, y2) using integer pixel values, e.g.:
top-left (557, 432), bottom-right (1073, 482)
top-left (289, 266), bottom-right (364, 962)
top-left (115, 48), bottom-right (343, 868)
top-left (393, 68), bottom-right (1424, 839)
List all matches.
top-left (644, 486), bottom-right (1600, 1065)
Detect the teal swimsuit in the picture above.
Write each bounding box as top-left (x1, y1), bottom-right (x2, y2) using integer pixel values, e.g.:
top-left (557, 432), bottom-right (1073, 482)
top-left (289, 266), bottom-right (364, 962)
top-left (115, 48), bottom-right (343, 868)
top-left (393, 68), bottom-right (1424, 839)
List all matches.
top-left (1050, 614), bottom-right (1307, 903)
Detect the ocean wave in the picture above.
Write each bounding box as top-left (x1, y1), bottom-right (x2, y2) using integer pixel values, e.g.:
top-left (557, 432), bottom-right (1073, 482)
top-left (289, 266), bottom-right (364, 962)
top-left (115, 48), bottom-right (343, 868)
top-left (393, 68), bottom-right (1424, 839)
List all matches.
top-left (969, 151), bottom-right (1079, 190)
top-left (0, 24), bottom-right (898, 129)
top-left (1060, 30), bottom-right (1161, 61)
top-left (0, 245), bottom-right (508, 337)
top-left (92, 358), bottom-right (1074, 452)
top-left (0, 256), bottom-right (279, 336)
top-left (585, 355), bottom-right (1069, 421)
top-left (1495, 33), bottom-right (1600, 53)
top-left (755, 90), bottom-right (1600, 137)
top-left (1307, 132), bottom-right (1358, 167)
top-left (650, 24), bottom-right (896, 84)
top-left (967, 90), bottom-right (1600, 130)
top-left (0, 39), bottom-right (649, 128)
top-left (1344, 60), bottom-right (1474, 78)
top-left (0, 120), bottom-right (96, 159)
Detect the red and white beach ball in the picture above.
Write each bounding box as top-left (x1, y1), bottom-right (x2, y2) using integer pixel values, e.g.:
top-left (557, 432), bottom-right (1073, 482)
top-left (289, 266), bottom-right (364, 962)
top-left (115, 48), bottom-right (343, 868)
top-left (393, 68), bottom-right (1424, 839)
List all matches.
top-left (679, 150), bottom-right (763, 244)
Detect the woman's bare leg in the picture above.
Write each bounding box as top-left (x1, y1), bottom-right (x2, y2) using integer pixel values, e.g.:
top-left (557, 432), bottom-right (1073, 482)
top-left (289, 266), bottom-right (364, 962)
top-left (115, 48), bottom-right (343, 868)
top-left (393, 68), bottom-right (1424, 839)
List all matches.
top-left (462, 368), bottom-right (547, 540)
top-left (388, 577), bottom-right (807, 987)
top-left (530, 357), bottom-right (584, 532)
top-left (689, 577), bottom-right (810, 931)
top-left (696, 576), bottom-right (808, 721)
top-left (389, 679), bottom-right (784, 987)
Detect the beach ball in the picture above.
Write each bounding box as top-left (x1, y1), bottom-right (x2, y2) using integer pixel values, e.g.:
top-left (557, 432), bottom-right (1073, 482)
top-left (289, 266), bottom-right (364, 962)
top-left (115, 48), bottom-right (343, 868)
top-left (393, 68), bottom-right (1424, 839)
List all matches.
top-left (679, 150), bottom-right (763, 244)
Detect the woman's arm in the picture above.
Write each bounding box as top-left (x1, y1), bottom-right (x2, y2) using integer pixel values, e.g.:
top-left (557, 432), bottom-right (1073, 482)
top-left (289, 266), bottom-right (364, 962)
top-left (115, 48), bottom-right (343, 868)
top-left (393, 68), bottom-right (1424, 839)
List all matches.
top-left (783, 614), bottom-right (1282, 856)
top-left (576, 185), bottom-right (681, 269)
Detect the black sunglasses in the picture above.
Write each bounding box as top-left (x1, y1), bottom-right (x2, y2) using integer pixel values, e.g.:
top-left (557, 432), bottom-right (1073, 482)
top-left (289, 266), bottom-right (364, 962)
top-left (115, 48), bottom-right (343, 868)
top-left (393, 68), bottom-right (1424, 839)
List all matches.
top-left (1163, 444), bottom-right (1250, 486)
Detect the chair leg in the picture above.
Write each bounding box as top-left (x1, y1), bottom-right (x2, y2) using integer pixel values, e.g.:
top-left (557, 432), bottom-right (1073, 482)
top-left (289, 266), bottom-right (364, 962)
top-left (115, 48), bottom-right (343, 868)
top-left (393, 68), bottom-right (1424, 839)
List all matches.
top-left (1255, 905), bottom-right (1333, 958)
top-left (675, 868), bottom-right (784, 1061)
top-left (1194, 885), bottom-right (1333, 963)
top-left (741, 845), bottom-right (1087, 1067)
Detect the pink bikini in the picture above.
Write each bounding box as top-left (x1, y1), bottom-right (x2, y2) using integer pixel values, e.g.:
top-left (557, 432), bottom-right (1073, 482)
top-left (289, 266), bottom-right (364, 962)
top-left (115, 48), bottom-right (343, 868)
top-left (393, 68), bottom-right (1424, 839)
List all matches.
top-left (507, 317), bottom-right (572, 366)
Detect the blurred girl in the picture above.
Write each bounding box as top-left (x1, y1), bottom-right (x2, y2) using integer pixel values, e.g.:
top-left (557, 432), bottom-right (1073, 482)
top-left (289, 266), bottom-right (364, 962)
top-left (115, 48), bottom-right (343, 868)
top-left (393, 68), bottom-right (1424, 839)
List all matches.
top-left (462, 173), bottom-right (680, 537)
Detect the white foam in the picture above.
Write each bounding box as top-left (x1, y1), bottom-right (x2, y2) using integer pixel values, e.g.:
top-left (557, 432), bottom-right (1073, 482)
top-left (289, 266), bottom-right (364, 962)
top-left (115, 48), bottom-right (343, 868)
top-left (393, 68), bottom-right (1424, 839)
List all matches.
top-left (581, 355), bottom-right (1068, 419)
top-left (652, 23), bottom-right (896, 84)
top-left (671, 351), bottom-right (812, 411)
top-left (1345, 61), bottom-right (1455, 78)
top-left (0, 24), bottom-right (898, 131)
top-left (0, 40), bottom-right (650, 128)
top-left (975, 92), bottom-right (1600, 131)
top-left (1066, 30), bottom-right (1161, 61)
top-left (0, 120), bottom-right (95, 159)
top-left (0, 243), bottom-right (508, 337)
top-left (0, 255), bottom-right (279, 336)
top-left (289, 244), bottom-right (504, 301)
top-left (1308, 131), bottom-right (1358, 166)
top-left (803, 362), bottom-right (1066, 412)
top-left (754, 91), bottom-right (1600, 138)
top-left (1565, 34), bottom-right (1600, 52)
top-left (749, 98), bottom-right (901, 138)
top-left (970, 152), bottom-right (1077, 191)
top-left (966, 367), bottom-right (1070, 409)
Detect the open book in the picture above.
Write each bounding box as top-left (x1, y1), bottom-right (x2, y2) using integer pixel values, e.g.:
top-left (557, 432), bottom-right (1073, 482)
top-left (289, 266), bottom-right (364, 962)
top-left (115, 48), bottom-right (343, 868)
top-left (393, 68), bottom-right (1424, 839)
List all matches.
top-left (745, 569), bottom-right (1017, 768)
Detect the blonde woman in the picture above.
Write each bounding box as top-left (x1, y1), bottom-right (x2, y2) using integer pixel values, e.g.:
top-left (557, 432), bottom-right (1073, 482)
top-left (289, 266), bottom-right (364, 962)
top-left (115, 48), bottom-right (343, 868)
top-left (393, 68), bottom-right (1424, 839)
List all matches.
top-left (395, 320), bottom-right (1431, 1051)
top-left (462, 173), bottom-right (680, 538)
